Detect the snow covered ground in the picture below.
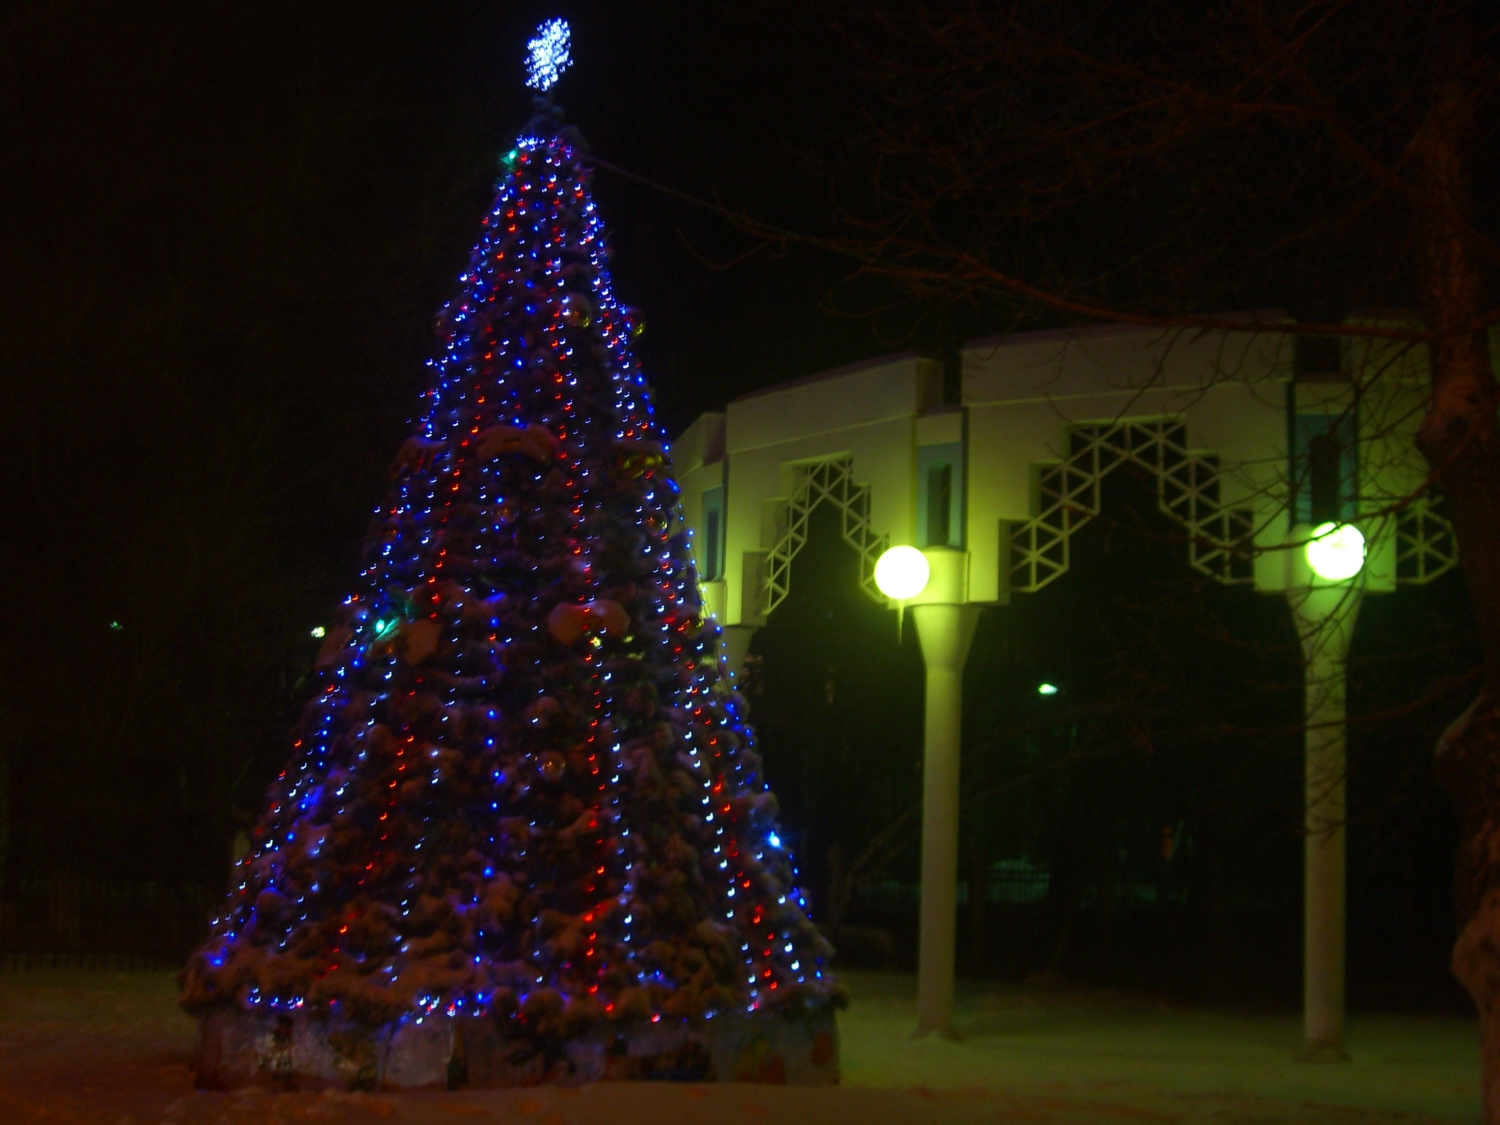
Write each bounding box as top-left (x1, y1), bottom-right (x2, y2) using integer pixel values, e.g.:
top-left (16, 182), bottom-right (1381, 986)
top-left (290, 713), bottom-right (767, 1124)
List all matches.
top-left (0, 968), bottom-right (1479, 1124)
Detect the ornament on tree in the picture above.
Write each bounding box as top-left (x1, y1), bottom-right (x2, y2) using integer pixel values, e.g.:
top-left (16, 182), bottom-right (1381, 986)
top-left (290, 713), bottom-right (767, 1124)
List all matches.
top-left (537, 751), bottom-right (568, 784)
top-left (434, 581), bottom-right (506, 627)
top-left (546, 598), bottom-right (630, 645)
top-left (391, 435), bottom-right (447, 478)
top-left (184, 19), bottom-right (839, 1093)
top-left (394, 617), bottom-right (441, 664)
top-left (474, 421), bottom-right (561, 463)
top-left (560, 293), bottom-right (594, 328)
top-left (314, 626), bottom-right (352, 671)
top-left (612, 438), bottom-right (665, 481)
top-left (587, 597), bottom-right (630, 636)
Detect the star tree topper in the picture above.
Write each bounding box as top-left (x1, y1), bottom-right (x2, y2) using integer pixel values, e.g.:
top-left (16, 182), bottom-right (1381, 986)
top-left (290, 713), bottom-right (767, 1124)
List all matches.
top-left (526, 18), bottom-right (572, 92)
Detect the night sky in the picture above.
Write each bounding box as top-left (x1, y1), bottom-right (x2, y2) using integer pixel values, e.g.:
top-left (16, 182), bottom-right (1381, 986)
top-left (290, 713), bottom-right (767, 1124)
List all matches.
top-left (3, 1), bottom-right (892, 436)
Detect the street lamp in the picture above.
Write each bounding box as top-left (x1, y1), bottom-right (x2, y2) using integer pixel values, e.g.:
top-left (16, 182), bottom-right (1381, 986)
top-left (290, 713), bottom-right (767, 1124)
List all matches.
top-left (1292, 520), bottom-right (1364, 1061)
top-left (875, 545), bottom-right (931, 643)
top-left (1305, 522), bottom-right (1366, 582)
top-left (874, 545), bottom-right (931, 599)
top-left (876, 545), bottom-right (978, 1037)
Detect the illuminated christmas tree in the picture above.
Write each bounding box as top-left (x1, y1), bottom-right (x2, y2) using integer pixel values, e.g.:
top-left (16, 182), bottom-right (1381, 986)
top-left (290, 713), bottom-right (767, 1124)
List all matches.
top-left (183, 20), bottom-right (839, 1089)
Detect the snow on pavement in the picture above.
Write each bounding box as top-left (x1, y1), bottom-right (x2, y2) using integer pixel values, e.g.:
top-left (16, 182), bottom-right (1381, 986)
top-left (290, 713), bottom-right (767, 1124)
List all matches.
top-left (0, 969), bottom-right (1480, 1124)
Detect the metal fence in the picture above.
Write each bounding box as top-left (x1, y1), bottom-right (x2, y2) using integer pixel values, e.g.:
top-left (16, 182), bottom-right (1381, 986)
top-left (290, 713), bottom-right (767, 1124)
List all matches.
top-left (0, 874), bottom-right (215, 969)
top-left (859, 859), bottom-right (1055, 910)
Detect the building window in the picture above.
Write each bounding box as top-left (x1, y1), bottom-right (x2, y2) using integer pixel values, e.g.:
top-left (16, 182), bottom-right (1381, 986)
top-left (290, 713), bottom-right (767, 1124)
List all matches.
top-left (1293, 414), bottom-right (1357, 524)
top-left (917, 441), bottom-right (964, 547)
top-left (700, 486), bottom-right (724, 581)
top-left (926, 463), bottom-right (952, 546)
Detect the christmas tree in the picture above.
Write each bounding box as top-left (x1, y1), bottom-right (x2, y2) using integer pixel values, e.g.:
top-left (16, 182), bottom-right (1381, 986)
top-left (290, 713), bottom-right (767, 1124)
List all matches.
top-left (183, 21), bottom-right (839, 1089)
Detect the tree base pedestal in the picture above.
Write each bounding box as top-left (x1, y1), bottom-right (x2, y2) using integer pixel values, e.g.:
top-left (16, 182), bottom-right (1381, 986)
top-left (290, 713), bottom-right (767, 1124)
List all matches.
top-left (194, 1007), bottom-right (839, 1091)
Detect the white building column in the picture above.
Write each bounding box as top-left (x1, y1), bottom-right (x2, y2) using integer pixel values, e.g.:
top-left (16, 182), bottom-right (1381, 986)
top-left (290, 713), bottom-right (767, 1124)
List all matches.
top-left (1289, 539), bottom-right (1364, 1061)
top-left (909, 549), bottom-right (979, 1037)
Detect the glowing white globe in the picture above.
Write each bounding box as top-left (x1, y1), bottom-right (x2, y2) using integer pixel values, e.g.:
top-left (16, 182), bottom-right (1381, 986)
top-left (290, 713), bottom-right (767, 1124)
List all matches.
top-left (874, 545), bottom-right (931, 600)
top-left (1305, 522), bottom-right (1366, 581)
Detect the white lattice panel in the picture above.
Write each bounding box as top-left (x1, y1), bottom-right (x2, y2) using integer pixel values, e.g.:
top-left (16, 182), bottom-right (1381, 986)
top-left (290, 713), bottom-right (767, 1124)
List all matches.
top-left (1395, 500), bottom-right (1458, 584)
top-left (762, 459), bottom-right (889, 616)
top-left (1009, 419), bottom-right (1255, 593)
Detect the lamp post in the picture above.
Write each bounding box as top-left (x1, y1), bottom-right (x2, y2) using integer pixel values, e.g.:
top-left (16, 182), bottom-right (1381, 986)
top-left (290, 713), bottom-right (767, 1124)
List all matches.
top-left (876, 545), bottom-right (977, 1037)
top-left (1292, 521), bottom-right (1365, 1062)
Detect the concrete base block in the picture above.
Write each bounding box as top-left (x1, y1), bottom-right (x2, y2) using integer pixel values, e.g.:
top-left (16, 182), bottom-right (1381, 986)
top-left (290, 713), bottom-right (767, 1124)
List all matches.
top-left (195, 1006), bottom-right (839, 1091)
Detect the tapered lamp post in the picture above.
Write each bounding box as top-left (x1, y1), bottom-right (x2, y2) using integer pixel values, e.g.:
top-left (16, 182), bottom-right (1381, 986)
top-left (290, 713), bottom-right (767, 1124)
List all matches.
top-left (876, 545), bottom-right (978, 1037)
top-left (1292, 521), bottom-right (1365, 1062)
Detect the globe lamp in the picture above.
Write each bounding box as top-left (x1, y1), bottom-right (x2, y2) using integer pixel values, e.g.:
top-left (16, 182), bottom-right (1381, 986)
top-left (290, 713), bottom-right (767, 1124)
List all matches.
top-left (1304, 522), bottom-right (1366, 582)
top-left (874, 545), bottom-right (931, 600)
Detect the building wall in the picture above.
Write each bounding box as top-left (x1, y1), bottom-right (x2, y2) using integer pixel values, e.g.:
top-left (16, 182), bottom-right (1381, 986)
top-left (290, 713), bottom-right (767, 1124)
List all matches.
top-left (718, 355), bottom-right (941, 625)
top-left (962, 325), bottom-right (1286, 601)
top-left (673, 412), bottom-right (726, 619)
top-left (675, 322), bottom-right (1438, 623)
